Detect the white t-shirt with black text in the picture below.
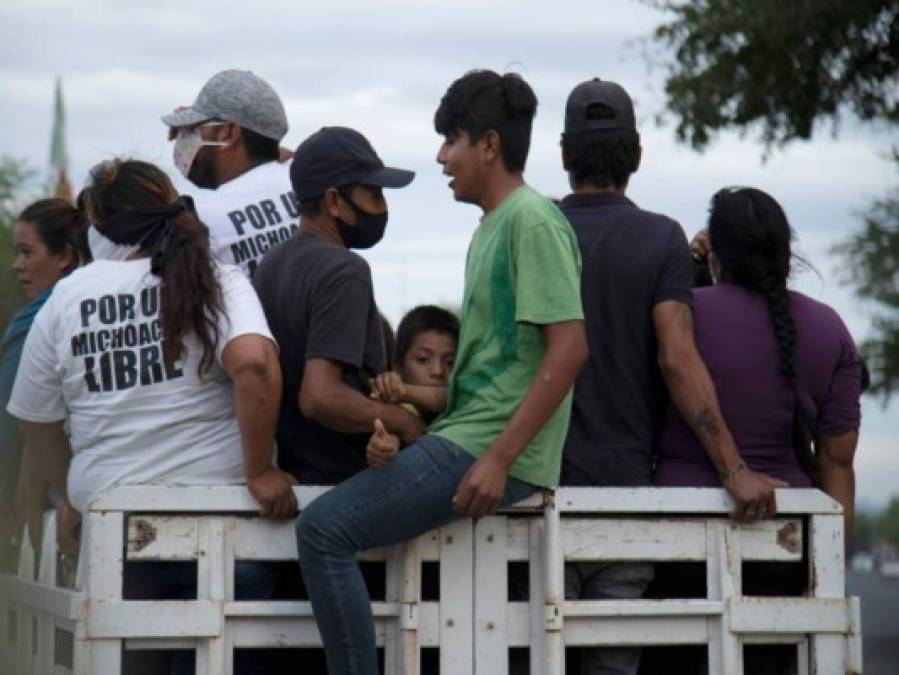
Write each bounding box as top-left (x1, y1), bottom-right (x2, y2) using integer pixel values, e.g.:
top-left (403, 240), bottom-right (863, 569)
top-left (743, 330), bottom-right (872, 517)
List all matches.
top-left (194, 160), bottom-right (299, 277)
top-left (7, 259), bottom-right (275, 511)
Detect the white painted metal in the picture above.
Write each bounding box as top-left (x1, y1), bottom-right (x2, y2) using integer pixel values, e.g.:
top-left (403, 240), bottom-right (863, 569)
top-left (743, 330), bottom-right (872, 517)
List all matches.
top-left (438, 518), bottom-right (474, 675)
top-left (89, 601), bottom-right (221, 638)
top-left (542, 494), bottom-right (565, 675)
top-left (0, 487), bottom-right (861, 674)
top-left (385, 539), bottom-right (422, 675)
top-left (84, 511), bottom-right (124, 675)
top-left (707, 520), bottom-right (743, 675)
top-left (38, 510), bottom-right (57, 584)
top-left (196, 518), bottom-right (230, 675)
top-left (473, 516), bottom-right (508, 675)
top-left (528, 516), bottom-right (546, 670)
top-left (847, 596), bottom-right (863, 675)
top-left (87, 485), bottom-right (843, 514)
top-left (399, 540), bottom-right (422, 673)
top-left (809, 514), bottom-right (850, 675)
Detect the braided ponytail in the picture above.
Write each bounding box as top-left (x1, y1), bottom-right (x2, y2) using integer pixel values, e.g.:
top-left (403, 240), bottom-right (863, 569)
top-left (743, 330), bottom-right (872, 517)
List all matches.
top-left (759, 276), bottom-right (818, 476)
top-left (709, 187), bottom-right (818, 478)
top-left (759, 277), bottom-right (797, 382)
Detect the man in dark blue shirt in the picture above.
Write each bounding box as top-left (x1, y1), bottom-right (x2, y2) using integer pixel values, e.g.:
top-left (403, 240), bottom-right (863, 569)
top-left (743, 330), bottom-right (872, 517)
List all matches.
top-left (556, 78), bottom-right (782, 675)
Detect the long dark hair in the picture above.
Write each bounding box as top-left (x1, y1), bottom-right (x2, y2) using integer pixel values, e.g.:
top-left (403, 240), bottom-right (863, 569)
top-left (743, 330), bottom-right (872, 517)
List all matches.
top-left (708, 187), bottom-right (818, 476)
top-left (83, 159), bottom-right (224, 375)
top-left (18, 197), bottom-right (91, 268)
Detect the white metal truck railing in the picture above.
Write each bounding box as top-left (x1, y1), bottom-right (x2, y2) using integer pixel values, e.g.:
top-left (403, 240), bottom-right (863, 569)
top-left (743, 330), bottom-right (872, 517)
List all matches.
top-left (0, 486), bottom-right (862, 674)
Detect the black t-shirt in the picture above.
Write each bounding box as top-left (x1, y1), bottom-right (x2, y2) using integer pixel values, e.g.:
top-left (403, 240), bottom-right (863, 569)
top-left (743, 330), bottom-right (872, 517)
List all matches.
top-left (559, 192), bottom-right (693, 486)
top-left (252, 232), bottom-right (386, 484)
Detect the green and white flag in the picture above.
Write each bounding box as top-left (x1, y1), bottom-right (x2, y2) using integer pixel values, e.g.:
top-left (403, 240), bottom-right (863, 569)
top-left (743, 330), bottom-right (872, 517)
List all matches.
top-left (49, 77), bottom-right (72, 202)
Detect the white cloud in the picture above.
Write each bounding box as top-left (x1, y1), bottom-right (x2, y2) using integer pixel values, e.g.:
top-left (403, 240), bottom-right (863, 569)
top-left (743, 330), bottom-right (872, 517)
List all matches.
top-left (855, 425), bottom-right (899, 510)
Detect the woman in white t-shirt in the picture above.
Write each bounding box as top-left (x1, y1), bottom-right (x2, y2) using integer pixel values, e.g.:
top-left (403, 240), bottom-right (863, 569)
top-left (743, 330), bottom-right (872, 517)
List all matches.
top-left (7, 160), bottom-right (296, 672)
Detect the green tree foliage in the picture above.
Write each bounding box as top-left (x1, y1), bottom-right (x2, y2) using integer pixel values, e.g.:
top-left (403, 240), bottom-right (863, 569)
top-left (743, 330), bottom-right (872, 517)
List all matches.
top-left (0, 157), bottom-right (34, 223)
top-left (832, 186), bottom-right (899, 398)
top-left (853, 498), bottom-right (899, 551)
top-left (650, 0), bottom-right (899, 149)
top-left (649, 0), bottom-right (899, 399)
top-left (0, 157), bottom-right (33, 333)
top-left (875, 496), bottom-right (899, 545)
top-left (853, 511), bottom-right (877, 552)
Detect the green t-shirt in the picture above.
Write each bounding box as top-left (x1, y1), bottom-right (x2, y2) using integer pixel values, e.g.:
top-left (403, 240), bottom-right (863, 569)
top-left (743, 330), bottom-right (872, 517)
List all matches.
top-left (430, 185), bottom-right (583, 488)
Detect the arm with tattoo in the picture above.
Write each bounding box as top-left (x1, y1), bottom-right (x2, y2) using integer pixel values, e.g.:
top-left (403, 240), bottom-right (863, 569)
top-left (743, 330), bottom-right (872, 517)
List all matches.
top-left (653, 301), bottom-right (787, 520)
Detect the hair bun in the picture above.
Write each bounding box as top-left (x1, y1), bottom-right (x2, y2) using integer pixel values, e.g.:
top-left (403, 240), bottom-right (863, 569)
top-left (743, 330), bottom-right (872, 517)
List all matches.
top-left (501, 73), bottom-right (538, 115)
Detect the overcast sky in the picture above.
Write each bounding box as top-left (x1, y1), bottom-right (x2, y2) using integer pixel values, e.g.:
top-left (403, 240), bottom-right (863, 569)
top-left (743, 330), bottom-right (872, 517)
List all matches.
top-left (1, 0), bottom-right (896, 508)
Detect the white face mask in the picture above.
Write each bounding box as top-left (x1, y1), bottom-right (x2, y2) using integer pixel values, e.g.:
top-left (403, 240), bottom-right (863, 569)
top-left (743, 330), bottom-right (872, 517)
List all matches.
top-left (173, 123), bottom-right (229, 179)
top-left (88, 225), bottom-right (140, 262)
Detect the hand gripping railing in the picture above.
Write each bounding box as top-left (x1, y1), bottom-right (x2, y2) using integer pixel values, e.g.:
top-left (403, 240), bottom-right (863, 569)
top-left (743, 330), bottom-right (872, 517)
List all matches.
top-left (0, 486), bottom-right (862, 674)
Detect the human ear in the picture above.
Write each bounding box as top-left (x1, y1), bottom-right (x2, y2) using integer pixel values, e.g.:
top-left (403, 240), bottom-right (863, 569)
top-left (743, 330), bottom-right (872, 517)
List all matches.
top-left (223, 123), bottom-right (241, 148)
top-left (560, 136), bottom-right (572, 172)
top-left (482, 130), bottom-right (501, 163)
top-left (58, 243), bottom-right (77, 273)
top-left (324, 188), bottom-right (343, 219)
top-left (325, 188), bottom-right (356, 223)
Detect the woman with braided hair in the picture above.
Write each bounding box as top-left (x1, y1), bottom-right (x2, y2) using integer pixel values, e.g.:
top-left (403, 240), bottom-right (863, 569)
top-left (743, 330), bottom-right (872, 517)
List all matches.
top-left (655, 187), bottom-right (862, 543)
top-left (647, 187), bottom-right (862, 675)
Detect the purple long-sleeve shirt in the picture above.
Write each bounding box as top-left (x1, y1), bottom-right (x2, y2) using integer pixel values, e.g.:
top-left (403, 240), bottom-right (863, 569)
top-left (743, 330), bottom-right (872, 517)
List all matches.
top-left (656, 284), bottom-right (862, 487)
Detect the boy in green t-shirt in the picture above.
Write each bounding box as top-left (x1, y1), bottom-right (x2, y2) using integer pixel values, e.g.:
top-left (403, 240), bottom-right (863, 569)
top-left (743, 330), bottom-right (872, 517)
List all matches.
top-left (296, 70), bottom-right (587, 674)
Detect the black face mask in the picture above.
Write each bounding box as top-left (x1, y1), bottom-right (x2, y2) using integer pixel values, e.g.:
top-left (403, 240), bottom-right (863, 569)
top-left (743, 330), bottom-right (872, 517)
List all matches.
top-left (336, 190), bottom-right (388, 249)
top-left (187, 145), bottom-right (221, 190)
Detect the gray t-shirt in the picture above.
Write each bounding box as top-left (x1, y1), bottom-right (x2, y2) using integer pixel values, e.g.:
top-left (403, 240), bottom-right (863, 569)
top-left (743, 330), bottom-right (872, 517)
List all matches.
top-left (252, 232), bottom-right (386, 484)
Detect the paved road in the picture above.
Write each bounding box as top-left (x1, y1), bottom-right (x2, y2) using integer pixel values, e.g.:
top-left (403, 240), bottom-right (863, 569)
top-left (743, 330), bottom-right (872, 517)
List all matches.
top-left (847, 571), bottom-right (899, 674)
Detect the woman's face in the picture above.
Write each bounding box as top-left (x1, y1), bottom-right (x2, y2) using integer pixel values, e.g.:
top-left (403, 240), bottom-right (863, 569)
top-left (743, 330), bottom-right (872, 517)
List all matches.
top-left (12, 221), bottom-right (73, 299)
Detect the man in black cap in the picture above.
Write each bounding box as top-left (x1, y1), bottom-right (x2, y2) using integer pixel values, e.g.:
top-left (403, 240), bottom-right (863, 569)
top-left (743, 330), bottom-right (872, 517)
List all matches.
top-left (163, 69), bottom-right (297, 277)
top-left (556, 79), bottom-right (783, 675)
top-left (252, 126), bottom-right (425, 487)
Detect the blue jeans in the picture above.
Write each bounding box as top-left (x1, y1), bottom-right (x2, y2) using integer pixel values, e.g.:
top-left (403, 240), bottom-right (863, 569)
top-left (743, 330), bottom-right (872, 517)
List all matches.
top-left (565, 562), bottom-right (655, 675)
top-left (507, 562), bottom-right (654, 675)
top-left (296, 434), bottom-right (538, 675)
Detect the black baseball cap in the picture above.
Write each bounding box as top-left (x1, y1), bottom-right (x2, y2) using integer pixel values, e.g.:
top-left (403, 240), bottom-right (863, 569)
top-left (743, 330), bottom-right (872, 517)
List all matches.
top-left (564, 78), bottom-right (636, 134)
top-left (290, 126), bottom-right (415, 201)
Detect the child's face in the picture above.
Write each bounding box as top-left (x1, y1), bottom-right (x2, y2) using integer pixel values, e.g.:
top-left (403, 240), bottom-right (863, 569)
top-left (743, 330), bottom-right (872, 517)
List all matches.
top-left (397, 330), bottom-right (457, 386)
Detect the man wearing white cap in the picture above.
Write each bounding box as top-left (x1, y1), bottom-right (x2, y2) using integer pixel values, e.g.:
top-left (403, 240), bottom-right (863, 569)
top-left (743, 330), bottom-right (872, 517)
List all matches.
top-left (163, 69), bottom-right (297, 277)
